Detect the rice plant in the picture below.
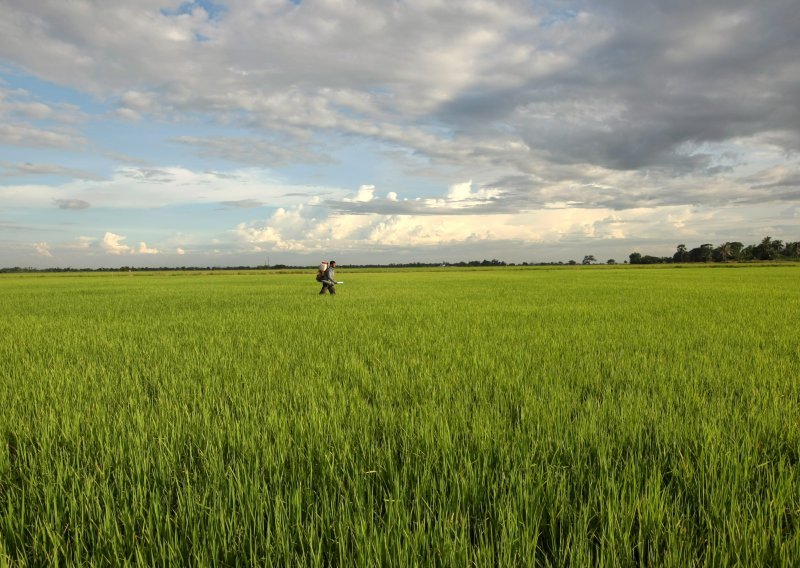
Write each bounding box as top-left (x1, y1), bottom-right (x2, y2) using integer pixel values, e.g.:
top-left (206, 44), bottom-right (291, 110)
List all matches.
top-left (1, 265), bottom-right (798, 565)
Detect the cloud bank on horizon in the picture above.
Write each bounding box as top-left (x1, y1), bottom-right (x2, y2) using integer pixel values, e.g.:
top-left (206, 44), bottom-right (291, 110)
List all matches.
top-left (1, 0), bottom-right (798, 267)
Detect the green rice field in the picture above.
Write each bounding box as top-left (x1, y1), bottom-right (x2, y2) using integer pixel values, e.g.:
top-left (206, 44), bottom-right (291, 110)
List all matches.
top-left (1, 265), bottom-right (798, 565)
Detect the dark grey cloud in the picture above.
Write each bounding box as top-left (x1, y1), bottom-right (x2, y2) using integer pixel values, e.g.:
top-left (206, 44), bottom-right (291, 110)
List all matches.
top-left (751, 173), bottom-right (800, 190)
top-left (437, 0), bottom-right (800, 176)
top-left (5, 0), bottom-right (798, 185)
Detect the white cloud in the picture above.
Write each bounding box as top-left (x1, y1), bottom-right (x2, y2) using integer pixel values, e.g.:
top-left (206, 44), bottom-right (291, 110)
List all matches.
top-left (99, 233), bottom-right (160, 256)
top-left (101, 232), bottom-right (133, 255)
top-left (137, 242), bottom-right (160, 254)
top-left (232, 186), bottom-right (800, 260)
top-left (234, 204), bottom-right (320, 252)
top-left (345, 185), bottom-right (376, 203)
top-left (440, 180), bottom-right (502, 207)
top-left (234, 189), bottom-right (625, 252)
top-left (33, 242), bottom-right (52, 257)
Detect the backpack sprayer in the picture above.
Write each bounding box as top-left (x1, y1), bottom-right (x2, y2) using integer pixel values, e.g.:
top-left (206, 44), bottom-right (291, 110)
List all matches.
top-left (316, 261), bottom-right (343, 284)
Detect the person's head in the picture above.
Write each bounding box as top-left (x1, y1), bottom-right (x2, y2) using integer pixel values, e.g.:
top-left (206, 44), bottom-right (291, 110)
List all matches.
top-left (329, 260), bottom-right (336, 267)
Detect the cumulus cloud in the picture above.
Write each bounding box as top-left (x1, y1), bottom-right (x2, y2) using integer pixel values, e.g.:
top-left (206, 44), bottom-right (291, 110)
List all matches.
top-left (233, 188), bottom-right (629, 254)
top-left (329, 180), bottom-right (508, 216)
top-left (101, 232), bottom-right (133, 255)
top-left (436, 180), bottom-right (502, 208)
top-left (33, 242), bottom-right (52, 257)
top-left (344, 185), bottom-right (376, 203)
top-left (137, 242), bottom-right (160, 254)
top-left (234, 203), bottom-right (326, 252)
top-left (233, 195), bottom-right (798, 261)
top-left (98, 233), bottom-right (160, 255)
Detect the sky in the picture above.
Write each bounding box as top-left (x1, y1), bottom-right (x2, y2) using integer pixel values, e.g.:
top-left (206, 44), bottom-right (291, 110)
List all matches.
top-left (1, 0), bottom-right (799, 268)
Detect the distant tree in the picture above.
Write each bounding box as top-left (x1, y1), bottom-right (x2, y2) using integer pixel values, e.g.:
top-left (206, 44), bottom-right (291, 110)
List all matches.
top-left (689, 244), bottom-right (714, 262)
top-left (784, 241), bottom-right (800, 258)
top-left (568, 260), bottom-right (577, 265)
top-left (729, 242), bottom-right (744, 260)
top-left (754, 237), bottom-right (770, 260)
top-left (607, 259), bottom-right (616, 264)
top-left (713, 242), bottom-right (734, 262)
top-left (582, 255), bottom-right (596, 265)
top-left (674, 244), bottom-right (689, 263)
top-left (753, 236), bottom-right (782, 260)
top-left (629, 235), bottom-right (800, 264)
top-left (709, 241), bottom-right (744, 262)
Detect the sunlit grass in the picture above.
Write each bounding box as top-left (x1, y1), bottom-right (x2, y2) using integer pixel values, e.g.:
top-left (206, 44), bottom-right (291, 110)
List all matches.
top-left (1, 266), bottom-right (798, 565)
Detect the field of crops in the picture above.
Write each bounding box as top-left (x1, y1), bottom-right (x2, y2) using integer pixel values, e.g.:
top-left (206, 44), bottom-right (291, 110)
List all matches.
top-left (1, 265), bottom-right (798, 565)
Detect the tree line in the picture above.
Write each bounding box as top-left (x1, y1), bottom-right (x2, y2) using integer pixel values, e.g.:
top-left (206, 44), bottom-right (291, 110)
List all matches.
top-left (630, 236), bottom-right (800, 264)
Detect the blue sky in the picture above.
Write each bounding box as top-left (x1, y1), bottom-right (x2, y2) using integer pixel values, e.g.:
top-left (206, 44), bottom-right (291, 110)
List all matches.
top-left (1, 0), bottom-right (798, 268)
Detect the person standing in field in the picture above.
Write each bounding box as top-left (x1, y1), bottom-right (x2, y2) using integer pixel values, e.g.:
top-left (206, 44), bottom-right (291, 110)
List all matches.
top-left (319, 260), bottom-right (337, 295)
